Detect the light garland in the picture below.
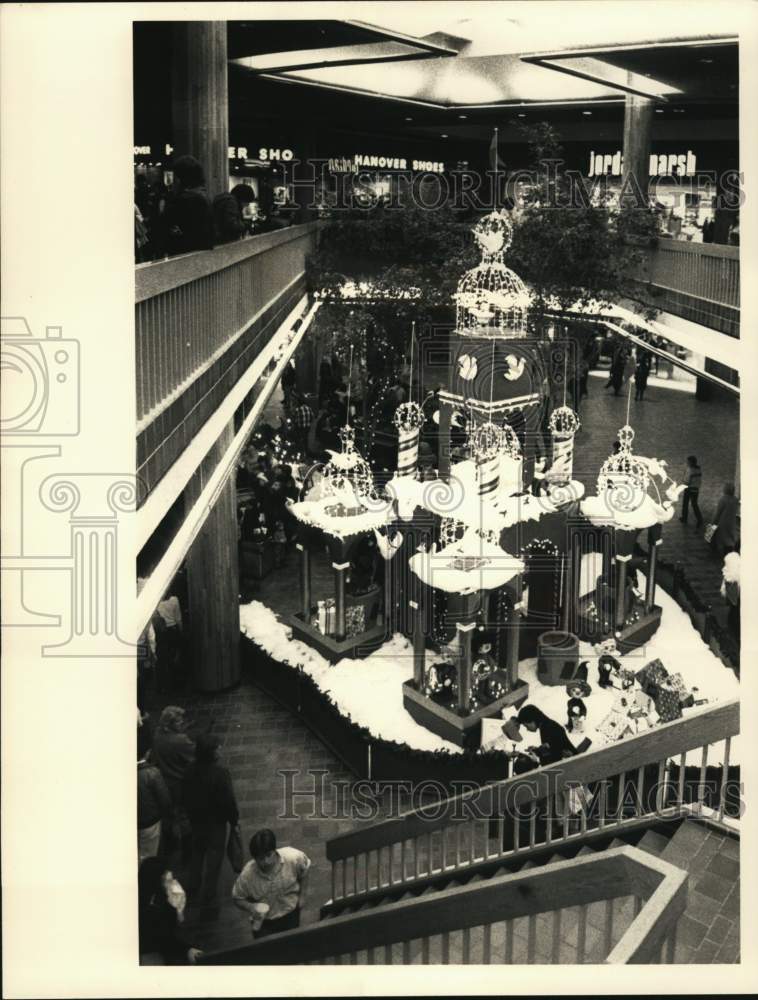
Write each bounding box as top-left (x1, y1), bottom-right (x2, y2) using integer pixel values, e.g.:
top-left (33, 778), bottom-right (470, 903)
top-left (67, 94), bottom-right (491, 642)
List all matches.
top-left (321, 424), bottom-right (377, 502)
top-left (469, 421), bottom-right (507, 461)
top-left (548, 405), bottom-right (581, 438)
top-left (393, 400), bottom-right (425, 434)
top-left (597, 423), bottom-right (651, 513)
top-left (455, 211), bottom-right (530, 340)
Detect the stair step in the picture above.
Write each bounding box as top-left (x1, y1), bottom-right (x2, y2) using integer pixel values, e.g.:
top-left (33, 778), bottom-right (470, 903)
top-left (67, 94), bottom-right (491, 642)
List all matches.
top-left (520, 860), bottom-right (537, 870)
top-left (609, 838), bottom-right (627, 849)
top-left (577, 846), bottom-right (595, 856)
top-left (661, 819), bottom-right (710, 870)
top-left (636, 830), bottom-right (670, 856)
top-left (548, 854), bottom-right (565, 864)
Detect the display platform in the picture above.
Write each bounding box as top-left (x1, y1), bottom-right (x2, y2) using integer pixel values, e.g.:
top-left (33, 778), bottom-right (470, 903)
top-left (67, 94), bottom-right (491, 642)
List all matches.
top-left (403, 677), bottom-right (529, 750)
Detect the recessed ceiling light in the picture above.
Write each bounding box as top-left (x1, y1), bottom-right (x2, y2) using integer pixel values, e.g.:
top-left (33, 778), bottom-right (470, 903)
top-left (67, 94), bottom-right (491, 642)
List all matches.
top-left (700, 58), bottom-right (714, 64)
top-left (441, 133), bottom-right (448, 138)
top-left (655, 108), bottom-right (664, 113)
top-left (582, 111), bottom-right (592, 116)
top-left (405, 117), bottom-right (413, 121)
top-left (517, 113), bottom-right (526, 118)
top-left (458, 115), bottom-right (467, 119)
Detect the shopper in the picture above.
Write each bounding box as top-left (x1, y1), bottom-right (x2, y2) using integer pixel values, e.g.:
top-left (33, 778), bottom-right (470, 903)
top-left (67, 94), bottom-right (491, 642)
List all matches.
top-left (711, 482), bottom-right (739, 557)
top-left (634, 352), bottom-right (651, 401)
top-left (161, 155), bottom-right (214, 256)
top-left (290, 393), bottom-right (315, 454)
top-left (153, 589), bottom-right (185, 692)
top-left (152, 706), bottom-right (196, 860)
top-left (138, 744), bottom-right (172, 863)
top-left (182, 734), bottom-right (240, 911)
top-left (604, 347), bottom-right (626, 396)
top-left (138, 857), bottom-right (202, 965)
top-left (232, 829), bottom-right (311, 939)
top-left (679, 455), bottom-right (703, 527)
top-left (213, 183), bottom-right (255, 244)
top-left (514, 705), bottom-right (577, 766)
top-left (721, 548), bottom-right (740, 638)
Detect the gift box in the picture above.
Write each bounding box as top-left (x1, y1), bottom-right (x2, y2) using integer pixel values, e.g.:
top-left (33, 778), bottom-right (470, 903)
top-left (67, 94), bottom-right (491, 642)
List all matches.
top-left (654, 683), bottom-right (683, 723)
top-left (317, 598), bottom-right (337, 636)
top-left (596, 710), bottom-right (635, 745)
top-left (635, 658), bottom-right (669, 695)
top-left (609, 666), bottom-right (636, 691)
top-left (345, 604), bottom-right (366, 638)
top-left (629, 690), bottom-right (655, 719)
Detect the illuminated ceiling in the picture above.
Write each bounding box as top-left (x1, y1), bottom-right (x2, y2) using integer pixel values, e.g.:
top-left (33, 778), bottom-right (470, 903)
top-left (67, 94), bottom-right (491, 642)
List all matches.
top-left (229, 5), bottom-right (740, 109)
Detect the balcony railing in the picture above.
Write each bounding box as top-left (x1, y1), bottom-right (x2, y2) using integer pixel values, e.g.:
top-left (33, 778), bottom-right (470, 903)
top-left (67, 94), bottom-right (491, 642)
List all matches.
top-left (135, 222), bottom-right (320, 498)
top-left (640, 239), bottom-right (739, 337)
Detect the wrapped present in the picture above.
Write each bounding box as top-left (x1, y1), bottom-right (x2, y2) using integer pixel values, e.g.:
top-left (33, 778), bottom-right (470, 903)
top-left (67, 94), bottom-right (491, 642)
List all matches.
top-left (596, 709), bottom-right (635, 745)
top-left (629, 690), bottom-right (655, 719)
top-left (667, 672), bottom-right (686, 695)
top-left (609, 665), bottom-right (636, 691)
top-left (345, 604), bottom-right (366, 638)
top-left (317, 598), bottom-right (337, 636)
top-left (654, 682), bottom-right (683, 723)
top-left (635, 658), bottom-right (669, 695)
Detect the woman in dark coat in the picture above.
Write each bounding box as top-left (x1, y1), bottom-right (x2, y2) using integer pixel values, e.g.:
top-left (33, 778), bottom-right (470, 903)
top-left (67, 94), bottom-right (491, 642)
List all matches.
top-left (138, 857), bottom-right (202, 965)
top-left (711, 482), bottom-right (739, 558)
top-left (515, 704), bottom-right (577, 766)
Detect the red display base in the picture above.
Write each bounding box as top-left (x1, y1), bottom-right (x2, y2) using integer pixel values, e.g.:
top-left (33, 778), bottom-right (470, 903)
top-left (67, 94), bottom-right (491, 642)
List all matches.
top-left (402, 678), bottom-right (530, 750)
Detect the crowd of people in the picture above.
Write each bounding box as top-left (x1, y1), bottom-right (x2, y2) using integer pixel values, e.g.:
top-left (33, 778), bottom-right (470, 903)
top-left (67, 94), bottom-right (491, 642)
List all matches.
top-left (135, 154), bottom-right (297, 262)
top-left (138, 705), bottom-right (311, 963)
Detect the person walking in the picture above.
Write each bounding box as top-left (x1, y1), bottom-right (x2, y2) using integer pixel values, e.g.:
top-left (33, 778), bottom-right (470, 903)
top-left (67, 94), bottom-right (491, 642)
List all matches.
top-left (679, 455), bottom-right (703, 527)
top-left (711, 482), bottom-right (739, 557)
top-left (232, 829), bottom-right (311, 938)
top-left (139, 857), bottom-right (202, 965)
top-left (604, 347), bottom-right (626, 396)
top-left (182, 734), bottom-right (240, 912)
top-left (138, 745), bottom-right (172, 862)
top-left (152, 706), bottom-right (196, 861)
top-left (720, 548), bottom-right (740, 638)
top-left (153, 589), bottom-right (185, 692)
top-left (634, 351), bottom-right (651, 401)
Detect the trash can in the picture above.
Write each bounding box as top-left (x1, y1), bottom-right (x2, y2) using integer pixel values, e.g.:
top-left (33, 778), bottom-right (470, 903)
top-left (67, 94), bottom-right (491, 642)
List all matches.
top-left (537, 630), bottom-right (580, 686)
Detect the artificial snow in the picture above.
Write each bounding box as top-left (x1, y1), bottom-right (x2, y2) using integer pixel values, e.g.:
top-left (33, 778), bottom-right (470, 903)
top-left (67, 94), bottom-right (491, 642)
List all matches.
top-left (240, 601), bottom-right (464, 754)
top-left (240, 572), bottom-right (739, 767)
top-left (409, 530), bottom-right (524, 594)
top-left (581, 492), bottom-right (676, 530)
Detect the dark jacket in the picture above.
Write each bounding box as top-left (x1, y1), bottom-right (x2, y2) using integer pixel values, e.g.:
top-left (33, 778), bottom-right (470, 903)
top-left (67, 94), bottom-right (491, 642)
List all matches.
top-left (137, 760), bottom-right (172, 829)
top-left (535, 716), bottom-right (577, 765)
top-left (139, 893), bottom-right (191, 964)
top-left (213, 192), bottom-right (246, 244)
top-left (163, 188), bottom-right (214, 255)
top-left (182, 761), bottom-right (239, 828)
top-left (152, 730), bottom-right (196, 804)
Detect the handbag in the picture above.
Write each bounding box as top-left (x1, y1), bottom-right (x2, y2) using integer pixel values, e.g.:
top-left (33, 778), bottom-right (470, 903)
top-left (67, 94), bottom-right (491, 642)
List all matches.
top-left (227, 824), bottom-right (244, 874)
top-left (704, 523), bottom-right (716, 543)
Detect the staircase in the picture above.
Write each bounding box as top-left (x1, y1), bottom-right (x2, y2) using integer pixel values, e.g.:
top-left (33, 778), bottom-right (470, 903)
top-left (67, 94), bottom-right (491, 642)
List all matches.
top-left (199, 698), bottom-right (739, 965)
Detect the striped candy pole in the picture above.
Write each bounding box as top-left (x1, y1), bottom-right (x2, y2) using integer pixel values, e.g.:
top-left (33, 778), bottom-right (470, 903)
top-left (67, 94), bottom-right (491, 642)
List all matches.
top-left (477, 453), bottom-right (500, 499)
top-left (397, 425), bottom-right (421, 479)
top-left (547, 431), bottom-right (575, 487)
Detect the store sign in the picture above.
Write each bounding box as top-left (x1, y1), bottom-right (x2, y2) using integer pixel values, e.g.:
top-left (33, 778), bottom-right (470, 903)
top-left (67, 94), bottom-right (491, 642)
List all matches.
top-left (588, 149), bottom-right (697, 177)
top-left (327, 155), bottom-right (444, 174)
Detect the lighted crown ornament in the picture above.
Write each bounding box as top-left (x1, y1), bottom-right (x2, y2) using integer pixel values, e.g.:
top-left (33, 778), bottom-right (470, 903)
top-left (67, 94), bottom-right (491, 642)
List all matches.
top-left (455, 211), bottom-right (530, 339)
top-left (597, 424), bottom-right (651, 513)
top-left (546, 405), bottom-right (580, 487)
top-left (321, 424), bottom-right (376, 506)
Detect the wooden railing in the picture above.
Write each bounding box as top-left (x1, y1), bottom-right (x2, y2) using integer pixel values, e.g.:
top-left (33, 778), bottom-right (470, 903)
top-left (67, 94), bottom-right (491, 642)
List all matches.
top-left (639, 239), bottom-right (739, 336)
top-left (199, 846), bottom-right (686, 965)
top-left (324, 699), bottom-right (738, 906)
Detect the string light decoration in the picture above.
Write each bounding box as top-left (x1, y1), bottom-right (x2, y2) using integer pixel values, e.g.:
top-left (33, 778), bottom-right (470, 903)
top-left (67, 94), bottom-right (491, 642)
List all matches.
top-left (597, 423), bottom-right (651, 513)
top-left (393, 401), bottom-right (426, 434)
top-left (548, 405), bottom-right (581, 438)
top-left (500, 422), bottom-right (522, 458)
top-left (455, 210), bottom-right (530, 340)
top-left (439, 517), bottom-right (466, 548)
top-left (321, 424), bottom-right (376, 503)
top-left (469, 420), bottom-right (507, 461)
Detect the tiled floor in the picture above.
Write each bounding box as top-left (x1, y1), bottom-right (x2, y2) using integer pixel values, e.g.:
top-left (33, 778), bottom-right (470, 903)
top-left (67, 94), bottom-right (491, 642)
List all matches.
top-left (573, 380), bottom-right (739, 617)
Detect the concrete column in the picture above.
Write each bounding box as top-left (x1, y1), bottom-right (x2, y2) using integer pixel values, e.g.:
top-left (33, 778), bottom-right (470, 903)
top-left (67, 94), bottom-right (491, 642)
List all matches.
top-left (297, 543), bottom-right (311, 619)
top-left (621, 92), bottom-right (654, 207)
top-left (171, 21), bottom-right (229, 201)
top-left (333, 561), bottom-right (349, 640)
top-left (185, 455), bottom-right (240, 692)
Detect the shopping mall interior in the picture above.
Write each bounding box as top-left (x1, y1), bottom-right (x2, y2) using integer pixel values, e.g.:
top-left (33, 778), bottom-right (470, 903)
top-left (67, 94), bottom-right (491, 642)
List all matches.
top-left (133, 10), bottom-right (741, 968)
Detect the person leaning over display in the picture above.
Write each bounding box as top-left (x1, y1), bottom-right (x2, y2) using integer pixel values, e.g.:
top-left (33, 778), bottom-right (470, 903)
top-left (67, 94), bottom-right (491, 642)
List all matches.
top-left (232, 828), bottom-right (311, 939)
